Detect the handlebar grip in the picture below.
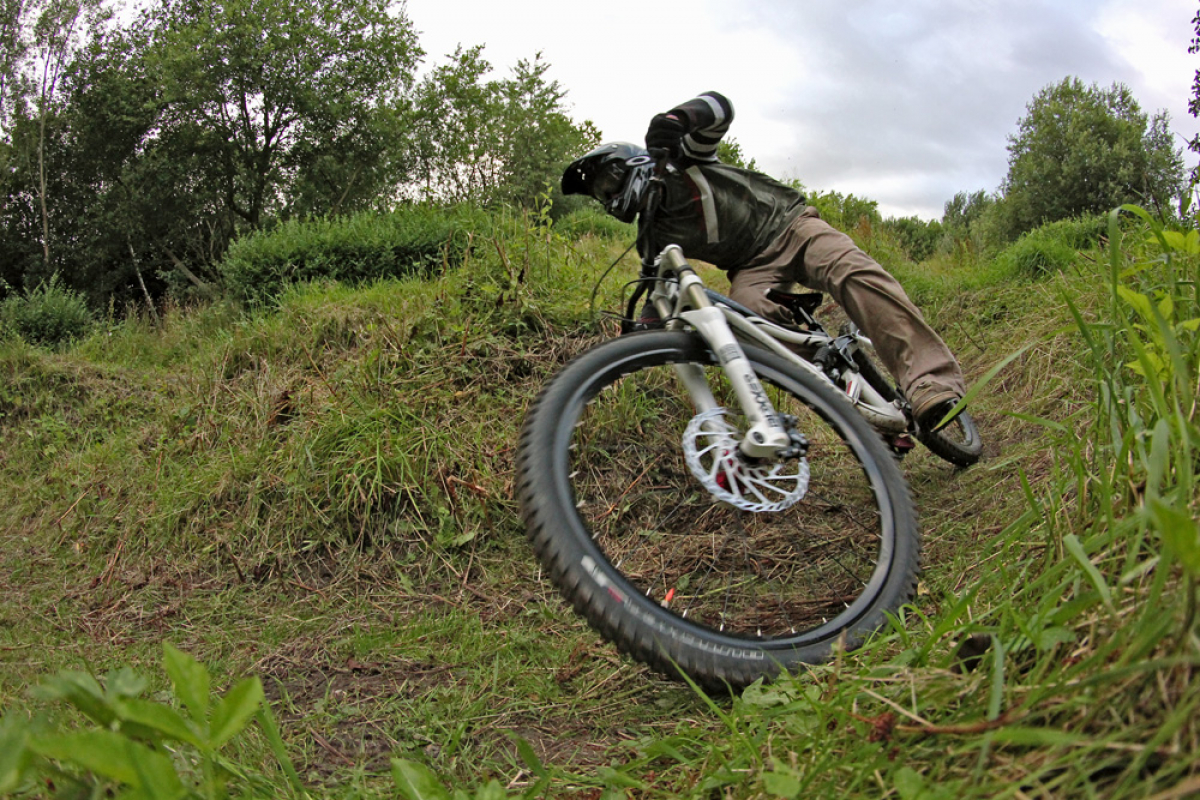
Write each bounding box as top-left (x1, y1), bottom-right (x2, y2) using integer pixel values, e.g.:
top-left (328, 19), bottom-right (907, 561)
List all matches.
top-left (647, 147), bottom-right (669, 176)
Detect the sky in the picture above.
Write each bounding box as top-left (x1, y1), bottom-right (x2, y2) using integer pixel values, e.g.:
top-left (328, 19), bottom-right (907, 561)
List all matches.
top-left (402, 0), bottom-right (1200, 220)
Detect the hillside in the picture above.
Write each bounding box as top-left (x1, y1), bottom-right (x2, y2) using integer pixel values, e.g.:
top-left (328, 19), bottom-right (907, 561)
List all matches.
top-left (0, 212), bottom-right (1197, 798)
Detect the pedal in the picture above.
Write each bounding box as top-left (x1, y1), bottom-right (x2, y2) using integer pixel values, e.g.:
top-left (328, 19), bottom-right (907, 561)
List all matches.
top-left (886, 433), bottom-right (916, 459)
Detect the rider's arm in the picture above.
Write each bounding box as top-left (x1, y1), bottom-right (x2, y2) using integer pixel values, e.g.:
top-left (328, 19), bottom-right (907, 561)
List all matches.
top-left (646, 91), bottom-right (734, 162)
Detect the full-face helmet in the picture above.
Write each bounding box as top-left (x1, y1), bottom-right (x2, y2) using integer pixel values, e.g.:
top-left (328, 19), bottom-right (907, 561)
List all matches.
top-left (561, 142), bottom-right (655, 224)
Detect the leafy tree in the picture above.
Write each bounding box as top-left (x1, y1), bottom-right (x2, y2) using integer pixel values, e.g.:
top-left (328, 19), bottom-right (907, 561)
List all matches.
top-left (493, 54), bottom-right (597, 208)
top-left (1188, 4), bottom-right (1200, 183)
top-left (0, 0), bottom-right (25, 133)
top-left (880, 216), bottom-right (942, 263)
top-left (409, 46), bottom-right (501, 204)
top-left (717, 138), bottom-right (758, 171)
top-left (0, 0), bottom-right (107, 275)
top-left (938, 189), bottom-right (997, 254)
top-left (409, 47), bottom-right (596, 208)
top-left (142, 0), bottom-right (420, 230)
top-left (999, 77), bottom-right (1185, 238)
top-left (807, 189), bottom-right (881, 231)
top-left (2, 0), bottom-right (423, 305)
top-left (942, 190), bottom-right (994, 233)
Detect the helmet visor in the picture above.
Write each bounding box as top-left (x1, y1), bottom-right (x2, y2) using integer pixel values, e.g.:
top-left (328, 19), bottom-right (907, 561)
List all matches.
top-left (590, 163), bottom-right (625, 203)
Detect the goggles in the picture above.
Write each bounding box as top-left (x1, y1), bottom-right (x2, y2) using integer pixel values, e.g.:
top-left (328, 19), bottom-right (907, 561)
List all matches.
top-left (590, 163), bottom-right (625, 203)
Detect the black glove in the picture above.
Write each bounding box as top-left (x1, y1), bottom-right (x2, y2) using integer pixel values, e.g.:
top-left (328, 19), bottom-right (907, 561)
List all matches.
top-left (645, 112), bottom-right (687, 157)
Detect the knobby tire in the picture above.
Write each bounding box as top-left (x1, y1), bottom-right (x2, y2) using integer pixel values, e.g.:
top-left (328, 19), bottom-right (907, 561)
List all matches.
top-left (851, 343), bottom-right (983, 468)
top-left (515, 330), bottom-right (920, 690)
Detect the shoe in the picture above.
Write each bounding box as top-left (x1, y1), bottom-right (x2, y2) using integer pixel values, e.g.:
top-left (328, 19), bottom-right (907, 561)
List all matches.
top-left (633, 301), bottom-right (664, 331)
top-left (916, 396), bottom-right (964, 433)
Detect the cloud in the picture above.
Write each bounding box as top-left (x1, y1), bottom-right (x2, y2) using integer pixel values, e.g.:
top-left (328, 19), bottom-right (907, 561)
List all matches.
top-left (404, 0), bottom-right (1199, 219)
top-left (708, 0), bottom-right (1145, 216)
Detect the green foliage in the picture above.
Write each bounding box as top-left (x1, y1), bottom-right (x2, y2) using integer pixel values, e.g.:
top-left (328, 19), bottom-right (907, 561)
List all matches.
top-left (409, 47), bottom-right (598, 209)
top-left (0, 0), bottom-right (424, 308)
top-left (938, 189), bottom-right (998, 257)
top-left (716, 138), bottom-right (757, 171)
top-left (995, 214), bottom-right (1106, 277)
top-left (0, 644), bottom-right (300, 798)
top-left (879, 215), bottom-right (942, 263)
top-left (0, 272), bottom-right (93, 346)
top-left (145, 0), bottom-right (420, 228)
top-left (392, 759), bottom-right (511, 800)
top-left (806, 189), bottom-right (880, 231)
top-left (553, 205), bottom-right (635, 239)
top-left (998, 234), bottom-right (1077, 278)
top-left (217, 205), bottom-right (484, 305)
top-left (999, 77), bottom-right (1185, 239)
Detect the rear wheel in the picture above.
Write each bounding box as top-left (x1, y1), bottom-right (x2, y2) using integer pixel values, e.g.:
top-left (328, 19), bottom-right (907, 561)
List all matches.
top-left (515, 330), bottom-right (920, 690)
top-left (847, 328), bottom-right (982, 468)
top-left (915, 410), bottom-right (983, 467)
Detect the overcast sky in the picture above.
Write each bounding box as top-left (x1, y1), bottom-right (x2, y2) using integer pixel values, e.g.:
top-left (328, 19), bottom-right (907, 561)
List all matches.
top-left (402, 0), bottom-right (1200, 220)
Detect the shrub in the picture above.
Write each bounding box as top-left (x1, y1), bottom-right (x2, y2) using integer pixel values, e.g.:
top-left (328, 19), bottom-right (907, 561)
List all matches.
top-left (1033, 214), bottom-right (1109, 249)
top-left (880, 216), bottom-right (943, 263)
top-left (553, 206), bottom-right (635, 239)
top-left (0, 274), bottom-right (94, 347)
top-left (996, 214), bottom-right (1107, 277)
top-left (218, 205), bottom-right (486, 306)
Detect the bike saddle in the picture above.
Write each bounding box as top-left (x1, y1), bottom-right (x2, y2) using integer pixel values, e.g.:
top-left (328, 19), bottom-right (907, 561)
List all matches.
top-left (765, 288), bottom-right (824, 317)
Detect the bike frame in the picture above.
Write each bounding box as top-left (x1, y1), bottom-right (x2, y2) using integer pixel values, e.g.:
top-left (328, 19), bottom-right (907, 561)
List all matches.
top-left (646, 245), bottom-right (909, 456)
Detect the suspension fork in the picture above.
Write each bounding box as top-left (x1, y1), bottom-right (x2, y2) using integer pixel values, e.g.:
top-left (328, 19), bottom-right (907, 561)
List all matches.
top-left (653, 246), bottom-right (795, 461)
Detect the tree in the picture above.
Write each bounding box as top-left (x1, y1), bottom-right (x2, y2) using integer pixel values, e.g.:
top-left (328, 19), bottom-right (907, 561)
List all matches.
top-left (409, 47), bottom-right (597, 208)
top-left (1, 0), bottom-right (424, 306)
top-left (999, 77), bottom-right (1185, 238)
top-left (942, 190), bottom-right (993, 233)
top-left (409, 46), bottom-right (502, 204)
top-left (717, 138), bottom-right (757, 171)
top-left (1188, 4), bottom-right (1200, 182)
top-left (0, 0), bottom-right (26, 134)
top-left (0, 0), bottom-right (107, 274)
top-left (142, 0), bottom-right (420, 230)
top-left (493, 54), bottom-right (597, 208)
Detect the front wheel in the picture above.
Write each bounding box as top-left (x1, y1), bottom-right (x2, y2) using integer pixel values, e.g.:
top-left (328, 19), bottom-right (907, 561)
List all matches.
top-left (515, 330), bottom-right (920, 690)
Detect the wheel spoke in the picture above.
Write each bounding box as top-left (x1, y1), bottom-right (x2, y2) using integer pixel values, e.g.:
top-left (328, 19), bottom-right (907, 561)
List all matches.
top-left (517, 331), bottom-right (919, 688)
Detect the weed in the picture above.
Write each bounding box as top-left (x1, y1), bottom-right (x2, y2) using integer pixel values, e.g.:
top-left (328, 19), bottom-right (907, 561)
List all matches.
top-left (0, 644), bottom-right (302, 798)
top-left (2, 205), bottom-right (1198, 799)
top-left (0, 274), bottom-right (94, 348)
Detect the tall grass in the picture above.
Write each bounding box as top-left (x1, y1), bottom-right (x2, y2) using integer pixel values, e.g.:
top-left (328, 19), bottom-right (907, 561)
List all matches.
top-left (217, 205), bottom-right (489, 307)
top-left (615, 206), bottom-right (1200, 798)
top-left (2, 203), bottom-right (1197, 798)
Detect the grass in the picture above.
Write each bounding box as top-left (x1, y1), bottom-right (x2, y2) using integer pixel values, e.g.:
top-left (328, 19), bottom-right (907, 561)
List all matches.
top-left (0, 207), bottom-right (1197, 798)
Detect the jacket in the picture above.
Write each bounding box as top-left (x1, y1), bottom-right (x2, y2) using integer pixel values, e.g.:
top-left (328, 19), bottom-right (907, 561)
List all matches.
top-left (640, 92), bottom-right (807, 269)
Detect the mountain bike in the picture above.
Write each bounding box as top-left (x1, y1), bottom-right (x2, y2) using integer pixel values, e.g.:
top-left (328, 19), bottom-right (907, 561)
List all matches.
top-left (515, 166), bottom-right (979, 690)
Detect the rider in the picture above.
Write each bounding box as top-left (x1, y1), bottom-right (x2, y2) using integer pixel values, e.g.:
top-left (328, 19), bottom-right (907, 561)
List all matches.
top-left (560, 90), bottom-right (967, 433)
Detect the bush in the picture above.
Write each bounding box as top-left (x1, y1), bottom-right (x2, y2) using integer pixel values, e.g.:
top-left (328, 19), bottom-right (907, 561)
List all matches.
top-left (1033, 214), bottom-right (1109, 249)
top-left (0, 274), bottom-right (94, 347)
top-left (553, 206), bottom-right (636, 239)
top-left (996, 214), bottom-right (1107, 277)
top-left (217, 205), bottom-right (486, 306)
top-left (880, 216), bottom-right (943, 263)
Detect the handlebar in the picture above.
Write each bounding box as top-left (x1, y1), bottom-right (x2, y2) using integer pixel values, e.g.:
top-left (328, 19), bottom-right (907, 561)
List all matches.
top-left (620, 148), bottom-right (673, 333)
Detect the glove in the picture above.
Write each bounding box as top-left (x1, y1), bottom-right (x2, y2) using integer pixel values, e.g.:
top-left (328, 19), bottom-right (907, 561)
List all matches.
top-left (645, 112), bottom-right (687, 157)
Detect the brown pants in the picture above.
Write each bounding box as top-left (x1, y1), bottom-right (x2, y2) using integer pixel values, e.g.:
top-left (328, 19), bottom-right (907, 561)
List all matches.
top-left (727, 207), bottom-right (965, 416)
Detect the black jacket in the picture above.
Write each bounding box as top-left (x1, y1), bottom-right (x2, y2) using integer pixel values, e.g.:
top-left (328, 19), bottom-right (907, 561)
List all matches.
top-left (641, 92), bottom-right (806, 269)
